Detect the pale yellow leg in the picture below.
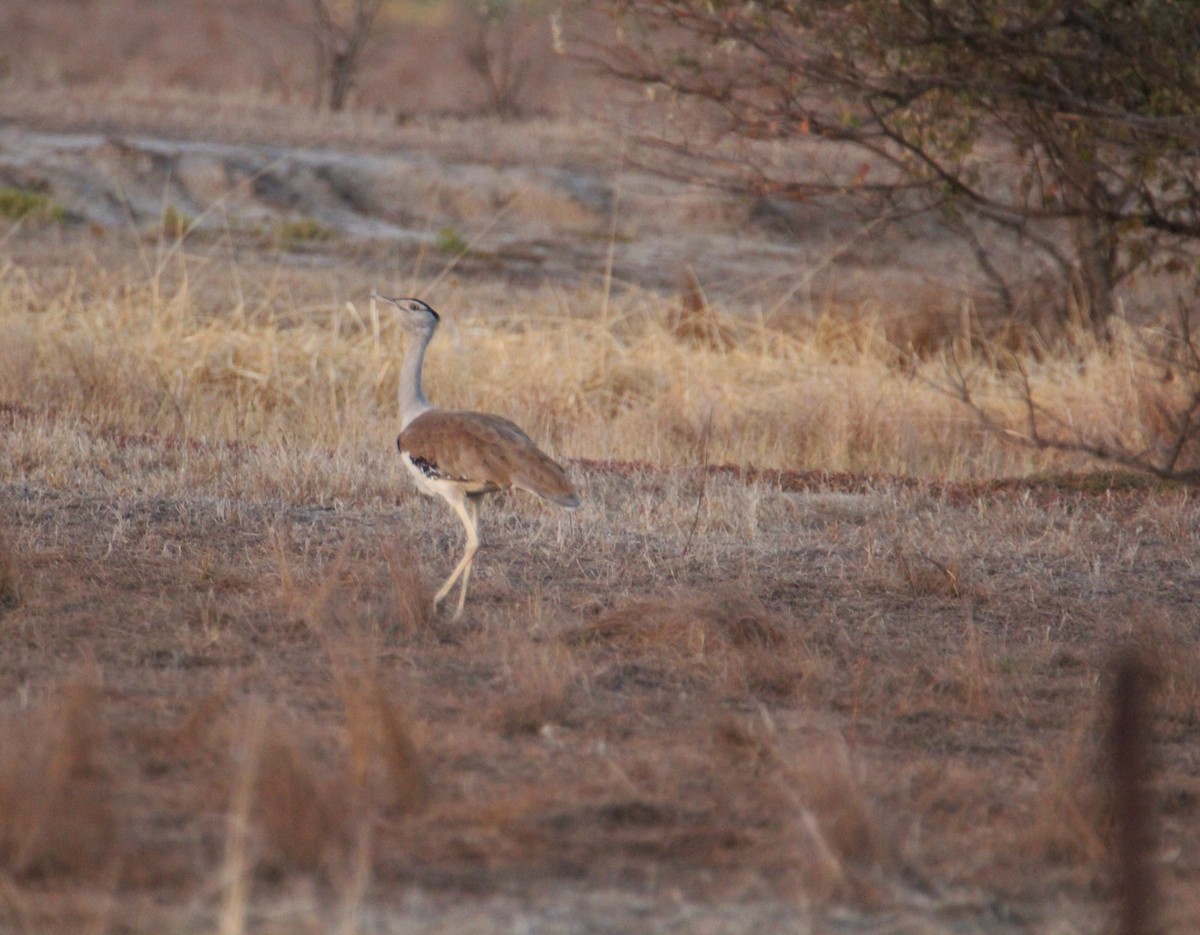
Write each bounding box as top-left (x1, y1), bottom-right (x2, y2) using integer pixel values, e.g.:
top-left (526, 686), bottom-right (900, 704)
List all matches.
top-left (433, 494), bottom-right (480, 619)
top-left (451, 497), bottom-right (481, 618)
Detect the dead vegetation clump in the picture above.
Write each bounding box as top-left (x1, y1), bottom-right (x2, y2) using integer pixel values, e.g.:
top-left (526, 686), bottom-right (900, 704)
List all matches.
top-left (565, 591), bottom-right (811, 701)
top-left (1012, 637), bottom-right (1190, 881)
top-left (0, 672), bottom-right (119, 879)
top-left (206, 680), bottom-right (424, 885)
top-left (302, 580), bottom-right (429, 819)
top-left (382, 542), bottom-right (432, 637)
top-left (892, 547), bottom-right (970, 600)
top-left (338, 672), bottom-right (427, 816)
top-left (1114, 615), bottom-right (1200, 737)
top-left (572, 591), bottom-right (786, 656)
top-left (1016, 718), bottom-right (1109, 869)
top-left (897, 604), bottom-right (1012, 721)
top-left (666, 267), bottom-right (735, 352)
top-left (243, 708), bottom-right (347, 877)
top-left (492, 637), bottom-right (582, 736)
top-left (711, 716), bottom-right (897, 904)
top-left (782, 743), bottom-right (895, 904)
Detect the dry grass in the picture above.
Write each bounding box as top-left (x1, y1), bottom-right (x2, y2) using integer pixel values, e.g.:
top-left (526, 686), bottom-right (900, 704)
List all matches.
top-left (0, 670), bottom-right (119, 880)
top-left (2, 96), bottom-right (1200, 935)
top-left (2, 413), bottom-right (1199, 931)
top-left (1, 240), bottom-right (1192, 488)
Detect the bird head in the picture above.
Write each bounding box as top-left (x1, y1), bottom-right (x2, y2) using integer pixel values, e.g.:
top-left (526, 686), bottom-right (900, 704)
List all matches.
top-left (374, 294), bottom-right (440, 335)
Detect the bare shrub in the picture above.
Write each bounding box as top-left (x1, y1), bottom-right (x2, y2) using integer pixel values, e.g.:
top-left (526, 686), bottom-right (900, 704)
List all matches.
top-left (457, 0), bottom-right (551, 119)
top-left (309, 0), bottom-right (385, 112)
top-left (944, 312), bottom-right (1200, 486)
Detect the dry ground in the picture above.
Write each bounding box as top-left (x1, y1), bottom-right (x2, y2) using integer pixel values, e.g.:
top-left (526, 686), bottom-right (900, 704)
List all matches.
top-left (1, 86), bottom-right (1199, 933)
top-left (2, 416), bottom-right (1200, 933)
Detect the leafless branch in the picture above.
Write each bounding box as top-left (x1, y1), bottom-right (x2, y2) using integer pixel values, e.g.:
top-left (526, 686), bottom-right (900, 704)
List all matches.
top-left (936, 312), bottom-right (1200, 485)
top-left (587, 0), bottom-right (1200, 336)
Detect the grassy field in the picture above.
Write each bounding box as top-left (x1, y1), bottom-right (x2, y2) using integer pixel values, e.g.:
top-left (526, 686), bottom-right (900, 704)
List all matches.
top-left (0, 227), bottom-right (1187, 480)
top-left (1, 85), bottom-right (1199, 933)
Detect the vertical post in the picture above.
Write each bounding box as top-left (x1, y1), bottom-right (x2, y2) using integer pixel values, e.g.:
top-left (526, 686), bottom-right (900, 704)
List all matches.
top-left (1109, 648), bottom-right (1158, 935)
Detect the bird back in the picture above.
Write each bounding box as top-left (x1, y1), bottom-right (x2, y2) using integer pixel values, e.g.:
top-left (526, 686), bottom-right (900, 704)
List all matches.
top-left (399, 410), bottom-right (580, 507)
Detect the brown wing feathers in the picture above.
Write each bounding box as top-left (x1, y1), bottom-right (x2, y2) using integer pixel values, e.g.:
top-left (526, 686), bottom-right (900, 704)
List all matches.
top-left (399, 410), bottom-right (580, 507)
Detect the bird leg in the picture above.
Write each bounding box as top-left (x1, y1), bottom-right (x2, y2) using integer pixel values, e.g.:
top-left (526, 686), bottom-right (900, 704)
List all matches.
top-left (433, 494), bottom-right (481, 619)
top-left (451, 497), bottom-right (481, 618)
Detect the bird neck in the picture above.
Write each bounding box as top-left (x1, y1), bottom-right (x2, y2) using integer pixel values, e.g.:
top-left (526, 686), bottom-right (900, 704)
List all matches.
top-left (399, 326), bottom-right (434, 429)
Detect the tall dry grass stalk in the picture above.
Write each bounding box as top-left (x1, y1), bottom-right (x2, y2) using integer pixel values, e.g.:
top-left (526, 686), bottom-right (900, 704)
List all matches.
top-left (714, 718), bottom-right (893, 905)
top-left (213, 685), bottom-right (423, 893)
top-left (0, 244), bottom-right (1191, 486)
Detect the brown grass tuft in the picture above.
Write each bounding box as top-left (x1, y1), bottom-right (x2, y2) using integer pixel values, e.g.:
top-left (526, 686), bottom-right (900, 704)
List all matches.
top-left (893, 548), bottom-right (967, 600)
top-left (383, 541), bottom-right (432, 635)
top-left (493, 638), bottom-right (581, 736)
top-left (928, 604), bottom-right (1004, 719)
top-left (217, 680), bottom-right (424, 884)
top-left (567, 592), bottom-right (803, 701)
top-left (0, 671), bottom-right (119, 879)
top-left (249, 711), bottom-right (345, 876)
top-left (571, 591), bottom-right (787, 658)
top-left (339, 673), bottom-right (427, 815)
top-left (1130, 617), bottom-right (1200, 724)
top-left (667, 267), bottom-right (735, 351)
top-left (749, 726), bottom-right (895, 905)
top-left (1017, 717), bottom-right (1108, 867)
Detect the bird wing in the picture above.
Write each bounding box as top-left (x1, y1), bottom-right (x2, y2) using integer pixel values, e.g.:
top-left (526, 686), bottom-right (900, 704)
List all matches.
top-left (398, 410), bottom-right (580, 507)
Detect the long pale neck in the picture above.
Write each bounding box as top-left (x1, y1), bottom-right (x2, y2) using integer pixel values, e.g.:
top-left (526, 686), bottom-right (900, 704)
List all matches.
top-left (399, 326), bottom-right (434, 429)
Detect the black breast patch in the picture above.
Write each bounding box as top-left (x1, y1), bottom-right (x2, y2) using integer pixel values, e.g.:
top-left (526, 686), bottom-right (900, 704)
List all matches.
top-left (409, 454), bottom-right (443, 479)
top-left (398, 437), bottom-right (456, 481)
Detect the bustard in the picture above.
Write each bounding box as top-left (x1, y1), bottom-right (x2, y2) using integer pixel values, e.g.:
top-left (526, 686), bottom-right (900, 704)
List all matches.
top-left (381, 295), bottom-right (581, 618)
